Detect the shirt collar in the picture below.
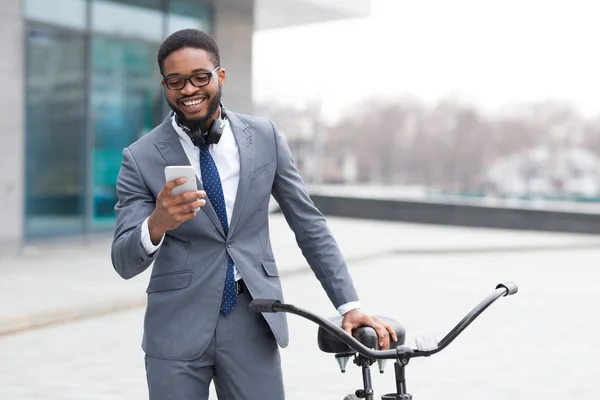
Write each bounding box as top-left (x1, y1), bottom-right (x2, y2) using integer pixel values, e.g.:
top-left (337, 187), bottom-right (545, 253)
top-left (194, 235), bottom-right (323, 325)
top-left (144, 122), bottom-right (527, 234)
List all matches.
top-left (171, 114), bottom-right (194, 147)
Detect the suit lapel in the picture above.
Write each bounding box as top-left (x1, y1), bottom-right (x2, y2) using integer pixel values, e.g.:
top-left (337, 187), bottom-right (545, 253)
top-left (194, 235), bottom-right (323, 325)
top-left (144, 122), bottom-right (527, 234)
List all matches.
top-left (227, 110), bottom-right (255, 237)
top-left (154, 114), bottom-right (226, 238)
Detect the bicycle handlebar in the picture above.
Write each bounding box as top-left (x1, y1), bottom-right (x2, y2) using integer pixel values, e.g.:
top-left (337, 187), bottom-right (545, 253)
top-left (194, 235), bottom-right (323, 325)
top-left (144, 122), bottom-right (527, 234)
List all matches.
top-left (249, 281), bottom-right (518, 361)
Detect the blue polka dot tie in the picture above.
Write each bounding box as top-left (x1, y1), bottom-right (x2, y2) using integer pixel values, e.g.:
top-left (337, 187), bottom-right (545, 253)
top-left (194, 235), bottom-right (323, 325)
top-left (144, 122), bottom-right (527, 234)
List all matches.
top-left (199, 144), bottom-right (237, 315)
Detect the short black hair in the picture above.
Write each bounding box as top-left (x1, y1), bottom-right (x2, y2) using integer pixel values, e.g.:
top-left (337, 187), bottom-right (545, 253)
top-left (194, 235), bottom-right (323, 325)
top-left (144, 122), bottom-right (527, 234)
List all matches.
top-left (157, 29), bottom-right (220, 75)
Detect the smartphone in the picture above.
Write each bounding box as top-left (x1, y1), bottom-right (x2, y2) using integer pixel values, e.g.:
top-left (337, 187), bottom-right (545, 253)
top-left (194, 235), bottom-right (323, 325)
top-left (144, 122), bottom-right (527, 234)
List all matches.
top-left (165, 165), bottom-right (198, 195)
top-left (164, 166), bottom-right (200, 211)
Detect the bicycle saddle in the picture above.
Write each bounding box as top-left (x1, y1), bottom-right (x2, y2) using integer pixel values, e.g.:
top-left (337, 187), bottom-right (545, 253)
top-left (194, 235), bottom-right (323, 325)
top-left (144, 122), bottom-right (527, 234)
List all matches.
top-left (317, 315), bottom-right (406, 354)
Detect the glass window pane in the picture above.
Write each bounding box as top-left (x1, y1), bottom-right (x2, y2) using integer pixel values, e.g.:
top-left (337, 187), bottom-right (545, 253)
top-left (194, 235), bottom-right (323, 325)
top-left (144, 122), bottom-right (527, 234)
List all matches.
top-left (91, 36), bottom-right (163, 229)
top-left (24, 0), bottom-right (87, 29)
top-left (25, 28), bottom-right (86, 238)
top-left (91, 0), bottom-right (163, 41)
top-left (167, 0), bottom-right (213, 35)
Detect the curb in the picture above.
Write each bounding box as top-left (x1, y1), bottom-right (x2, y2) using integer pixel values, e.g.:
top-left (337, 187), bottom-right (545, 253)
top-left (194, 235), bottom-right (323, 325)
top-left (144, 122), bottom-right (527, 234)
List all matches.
top-left (0, 298), bottom-right (147, 337)
top-left (0, 248), bottom-right (399, 338)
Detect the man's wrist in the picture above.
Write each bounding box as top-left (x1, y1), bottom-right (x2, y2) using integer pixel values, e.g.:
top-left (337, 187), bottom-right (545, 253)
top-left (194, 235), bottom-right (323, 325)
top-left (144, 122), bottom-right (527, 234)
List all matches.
top-left (141, 217), bottom-right (164, 254)
top-left (338, 301), bottom-right (361, 316)
top-left (147, 214), bottom-right (166, 246)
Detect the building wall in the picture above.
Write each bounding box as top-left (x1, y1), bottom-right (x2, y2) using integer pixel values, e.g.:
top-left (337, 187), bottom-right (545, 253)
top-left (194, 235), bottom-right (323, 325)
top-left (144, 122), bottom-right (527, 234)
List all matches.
top-left (213, 0), bottom-right (254, 115)
top-left (0, 0), bottom-right (24, 250)
top-left (0, 0), bottom-right (255, 251)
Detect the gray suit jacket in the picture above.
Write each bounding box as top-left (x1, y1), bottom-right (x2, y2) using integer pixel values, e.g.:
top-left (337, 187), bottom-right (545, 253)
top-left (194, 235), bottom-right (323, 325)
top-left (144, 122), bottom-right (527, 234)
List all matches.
top-left (111, 109), bottom-right (358, 361)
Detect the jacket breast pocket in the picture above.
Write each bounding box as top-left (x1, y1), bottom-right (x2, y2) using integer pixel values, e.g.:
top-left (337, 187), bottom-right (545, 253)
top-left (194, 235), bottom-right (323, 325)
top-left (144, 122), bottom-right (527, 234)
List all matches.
top-left (251, 161), bottom-right (275, 182)
top-left (146, 270), bottom-right (192, 293)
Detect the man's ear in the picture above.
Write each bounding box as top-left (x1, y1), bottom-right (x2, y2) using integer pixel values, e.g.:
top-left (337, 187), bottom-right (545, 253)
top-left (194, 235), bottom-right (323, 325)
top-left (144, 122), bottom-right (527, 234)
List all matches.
top-left (218, 68), bottom-right (226, 87)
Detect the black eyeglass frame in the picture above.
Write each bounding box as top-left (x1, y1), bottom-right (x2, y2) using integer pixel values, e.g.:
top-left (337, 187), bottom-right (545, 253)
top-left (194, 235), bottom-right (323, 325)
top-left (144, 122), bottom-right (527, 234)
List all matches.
top-left (162, 66), bottom-right (221, 90)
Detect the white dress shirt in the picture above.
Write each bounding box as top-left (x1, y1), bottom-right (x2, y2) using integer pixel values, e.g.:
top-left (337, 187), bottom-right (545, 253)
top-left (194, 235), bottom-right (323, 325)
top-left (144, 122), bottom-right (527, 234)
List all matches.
top-left (140, 112), bottom-right (360, 315)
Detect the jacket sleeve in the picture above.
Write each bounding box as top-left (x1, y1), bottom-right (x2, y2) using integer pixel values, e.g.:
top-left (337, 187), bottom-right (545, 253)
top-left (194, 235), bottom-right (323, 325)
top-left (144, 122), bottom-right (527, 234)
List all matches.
top-left (111, 147), bottom-right (160, 279)
top-left (269, 120), bottom-right (359, 308)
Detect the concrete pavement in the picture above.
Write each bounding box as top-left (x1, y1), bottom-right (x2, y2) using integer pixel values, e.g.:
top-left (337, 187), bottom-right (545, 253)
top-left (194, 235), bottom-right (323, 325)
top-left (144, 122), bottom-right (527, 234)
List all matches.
top-left (2, 214), bottom-right (600, 336)
top-left (1, 241), bottom-right (599, 399)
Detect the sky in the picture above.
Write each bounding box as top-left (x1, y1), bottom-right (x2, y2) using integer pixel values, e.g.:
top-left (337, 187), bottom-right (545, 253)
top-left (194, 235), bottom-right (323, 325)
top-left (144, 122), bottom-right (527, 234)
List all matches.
top-left (252, 0), bottom-right (599, 121)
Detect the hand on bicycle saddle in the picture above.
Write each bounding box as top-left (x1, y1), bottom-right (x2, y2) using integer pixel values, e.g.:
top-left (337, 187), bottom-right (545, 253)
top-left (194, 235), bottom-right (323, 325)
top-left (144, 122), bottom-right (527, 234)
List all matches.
top-left (342, 309), bottom-right (398, 350)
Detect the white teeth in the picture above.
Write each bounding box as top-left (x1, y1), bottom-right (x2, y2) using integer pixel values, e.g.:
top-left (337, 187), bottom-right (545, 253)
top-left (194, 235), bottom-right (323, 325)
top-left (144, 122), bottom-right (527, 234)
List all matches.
top-left (183, 98), bottom-right (204, 106)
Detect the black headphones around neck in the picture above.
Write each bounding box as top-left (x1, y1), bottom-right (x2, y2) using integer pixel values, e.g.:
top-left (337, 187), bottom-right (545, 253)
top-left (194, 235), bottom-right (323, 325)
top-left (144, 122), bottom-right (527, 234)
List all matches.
top-left (175, 109), bottom-right (227, 147)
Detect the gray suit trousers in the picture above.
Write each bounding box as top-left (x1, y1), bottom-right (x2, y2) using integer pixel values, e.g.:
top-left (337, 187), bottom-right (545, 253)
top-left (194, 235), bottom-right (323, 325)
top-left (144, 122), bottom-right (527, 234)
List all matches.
top-left (145, 291), bottom-right (284, 400)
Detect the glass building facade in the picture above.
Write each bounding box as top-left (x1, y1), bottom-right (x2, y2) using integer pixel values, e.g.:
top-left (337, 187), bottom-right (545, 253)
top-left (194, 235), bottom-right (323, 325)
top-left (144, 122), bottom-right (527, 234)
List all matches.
top-left (23, 0), bottom-right (213, 238)
top-left (0, 0), bottom-right (367, 248)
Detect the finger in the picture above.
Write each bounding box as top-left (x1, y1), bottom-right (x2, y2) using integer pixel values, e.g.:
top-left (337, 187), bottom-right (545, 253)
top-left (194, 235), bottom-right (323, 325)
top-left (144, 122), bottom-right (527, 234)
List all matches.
top-left (375, 321), bottom-right (390, 350)
top-left (175, 190), bottom-right (206, 204)
top-left (171, 201), bottom-right (200, 216)
top-left (384, 323), bottom-right (398, 343)
top-left (343, 325), bottom-right (353, 337)
top-left (164, 177), bottom-right (188, 196)
top-left (171, 207), bottom-right (197, 223)
top-left (181, 199), bottom-right (206, 212)
top-left (341, 319), bottom-right (356, 336)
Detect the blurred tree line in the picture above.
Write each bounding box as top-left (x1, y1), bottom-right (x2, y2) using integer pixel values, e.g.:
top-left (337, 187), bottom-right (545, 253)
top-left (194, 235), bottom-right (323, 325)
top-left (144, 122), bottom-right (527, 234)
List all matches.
top-left (256, 99), bottom-right (600, 194)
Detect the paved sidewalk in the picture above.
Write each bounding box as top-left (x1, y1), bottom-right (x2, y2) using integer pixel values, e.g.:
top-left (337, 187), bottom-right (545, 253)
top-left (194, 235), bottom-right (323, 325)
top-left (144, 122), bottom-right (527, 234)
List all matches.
top-left (2, 214), bottom-right (600, 336)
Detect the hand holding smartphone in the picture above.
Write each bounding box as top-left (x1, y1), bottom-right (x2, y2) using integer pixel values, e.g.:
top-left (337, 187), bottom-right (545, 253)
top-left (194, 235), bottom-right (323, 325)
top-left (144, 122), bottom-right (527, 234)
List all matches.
top-left (164, 166), bottom-right (201, 212)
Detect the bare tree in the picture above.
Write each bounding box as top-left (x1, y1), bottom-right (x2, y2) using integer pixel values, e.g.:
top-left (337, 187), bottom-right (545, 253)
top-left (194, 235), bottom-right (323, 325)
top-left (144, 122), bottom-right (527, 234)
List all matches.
top-left (257, 97), bottom-right (600, 196)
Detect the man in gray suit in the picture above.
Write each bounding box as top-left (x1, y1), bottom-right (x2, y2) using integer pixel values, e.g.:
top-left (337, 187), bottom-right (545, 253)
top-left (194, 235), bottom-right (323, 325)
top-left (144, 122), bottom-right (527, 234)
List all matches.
top-left (111, 29), bottom-right (396, 399)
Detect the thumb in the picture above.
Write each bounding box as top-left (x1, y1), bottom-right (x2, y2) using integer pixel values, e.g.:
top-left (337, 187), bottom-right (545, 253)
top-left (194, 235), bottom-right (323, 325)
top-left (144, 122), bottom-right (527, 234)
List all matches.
top-left (343, 325), bottom-right (353, 336)
top-left (341, 318), bottom-right (354, 336)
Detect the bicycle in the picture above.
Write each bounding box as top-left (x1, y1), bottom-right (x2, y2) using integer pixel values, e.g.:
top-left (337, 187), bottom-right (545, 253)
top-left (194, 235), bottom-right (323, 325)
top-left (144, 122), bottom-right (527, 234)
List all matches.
top-left (250, 281), bottom-right (518, 400)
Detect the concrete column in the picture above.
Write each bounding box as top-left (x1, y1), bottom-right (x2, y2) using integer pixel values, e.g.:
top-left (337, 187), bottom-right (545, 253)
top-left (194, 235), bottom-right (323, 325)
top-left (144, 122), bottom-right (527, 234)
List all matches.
top-left (212, 0), bottom-right (254, 115)
top-left (0, 0), bottom-right (24, 252)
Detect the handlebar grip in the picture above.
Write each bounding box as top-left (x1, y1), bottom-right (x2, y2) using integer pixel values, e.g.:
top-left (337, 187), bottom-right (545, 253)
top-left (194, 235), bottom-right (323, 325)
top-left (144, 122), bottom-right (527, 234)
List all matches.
top-left (249, 299), bottom-right (281, 313)
top-left (496, 281), bottom-right (518, 296)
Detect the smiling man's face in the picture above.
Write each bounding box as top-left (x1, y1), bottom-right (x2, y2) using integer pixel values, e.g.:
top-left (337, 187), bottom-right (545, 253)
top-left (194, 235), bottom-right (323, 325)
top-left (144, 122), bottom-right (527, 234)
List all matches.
top-left (161, 47), bottom-right (225, 132)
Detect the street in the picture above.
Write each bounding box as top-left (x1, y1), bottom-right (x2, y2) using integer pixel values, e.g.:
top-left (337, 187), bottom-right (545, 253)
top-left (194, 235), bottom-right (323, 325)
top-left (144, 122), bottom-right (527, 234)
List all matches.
top-left (1, 245), bottom-right (598, 399)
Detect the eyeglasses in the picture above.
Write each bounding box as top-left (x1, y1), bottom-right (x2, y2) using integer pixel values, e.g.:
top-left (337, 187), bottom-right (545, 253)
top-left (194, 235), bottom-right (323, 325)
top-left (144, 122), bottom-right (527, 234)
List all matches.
top-left (162, 66), bottom-right (221, 90)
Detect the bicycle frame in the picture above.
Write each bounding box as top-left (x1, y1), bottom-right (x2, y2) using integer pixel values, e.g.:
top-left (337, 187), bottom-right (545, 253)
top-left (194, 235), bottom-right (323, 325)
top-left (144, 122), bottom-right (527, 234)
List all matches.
top-left (250, 281), bottom-right (518, 400)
